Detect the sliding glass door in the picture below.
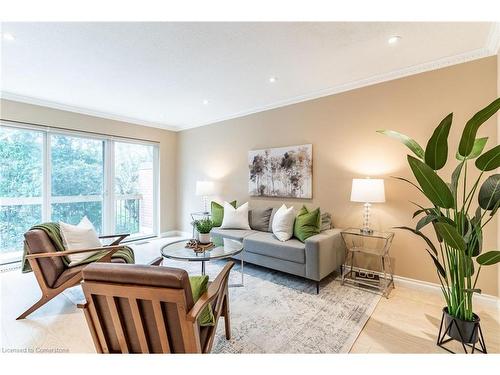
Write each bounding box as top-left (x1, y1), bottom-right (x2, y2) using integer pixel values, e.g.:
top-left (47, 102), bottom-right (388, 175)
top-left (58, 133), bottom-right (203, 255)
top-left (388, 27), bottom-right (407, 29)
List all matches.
top-left (50, 134), bottom-right (105, 233)
top-left (0, 127), bottom-right (43, 262)
top-left (114, 141), bottom-right (155, 237)
top-left (0, 122), bottom-right (159, 263)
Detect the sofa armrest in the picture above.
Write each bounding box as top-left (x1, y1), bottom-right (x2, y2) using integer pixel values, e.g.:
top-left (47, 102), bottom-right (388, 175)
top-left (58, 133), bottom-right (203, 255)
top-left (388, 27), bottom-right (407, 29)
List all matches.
top-left (304, 228), bottom-right (346, 281)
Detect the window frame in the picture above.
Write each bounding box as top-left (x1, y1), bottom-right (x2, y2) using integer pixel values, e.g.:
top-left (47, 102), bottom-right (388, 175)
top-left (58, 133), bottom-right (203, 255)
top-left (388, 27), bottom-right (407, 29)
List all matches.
top-left (0, 120), bottom-right (160, 263)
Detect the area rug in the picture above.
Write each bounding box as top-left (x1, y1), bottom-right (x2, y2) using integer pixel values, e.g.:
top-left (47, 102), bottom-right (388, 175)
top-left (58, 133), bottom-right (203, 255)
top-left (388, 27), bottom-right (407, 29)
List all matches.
top-left (63, 257), bottom-right (381, 353)
top-left (203, 261), bottom-right (380, 353)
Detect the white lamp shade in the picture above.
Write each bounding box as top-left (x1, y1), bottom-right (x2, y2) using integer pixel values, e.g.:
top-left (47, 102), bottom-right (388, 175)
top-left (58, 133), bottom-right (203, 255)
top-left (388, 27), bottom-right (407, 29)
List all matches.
top-left (195, 180), bottom-right (215, 196)
top-left (350, 178), bottom-right (385, 203)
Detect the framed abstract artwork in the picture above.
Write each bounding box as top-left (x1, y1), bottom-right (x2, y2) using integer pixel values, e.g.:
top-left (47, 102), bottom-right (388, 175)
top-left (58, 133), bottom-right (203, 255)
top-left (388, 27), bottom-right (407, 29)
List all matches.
top-left (248, 144), bottom-right (312, 198)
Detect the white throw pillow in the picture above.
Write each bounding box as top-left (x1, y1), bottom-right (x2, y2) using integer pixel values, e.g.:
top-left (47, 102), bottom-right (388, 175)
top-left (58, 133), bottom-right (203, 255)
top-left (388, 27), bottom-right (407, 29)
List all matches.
top-left (60, 216), bottom-right (102, 266)
top-left (220, 201), bottom-right (251, 230)
top-left (272, 204), bottom-right (295, 241)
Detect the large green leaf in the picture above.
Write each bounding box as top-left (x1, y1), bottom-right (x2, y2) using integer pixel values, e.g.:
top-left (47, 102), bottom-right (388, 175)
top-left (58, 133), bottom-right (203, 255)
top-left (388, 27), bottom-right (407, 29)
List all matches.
top-left (456, 211), bottom-right (469, 236)
top-left (456, 137), bottom-right (488, 160)
top-left (450, 161), bottom-right (464, 199)
top-left (425, 113), bottom-right (452, 170)
top-left (426, 249), bottom-right (446, 278)
top-left (475, 145), bottom-right (500, 171)
top-left (394, 226), bottom-right (438, 255)
top-left (464, 256), bottom-right (475, 277)
top-left (476, 251), bottom-right (500, 266)
top-left (458, 98), bottom-right (500, 157)
top-left (469, 209), bottom-right (482, 257)
top-left (411, 204), bottom-right (439, 220)
top-left (407, 155), bottom-right (454, 209)
top-left (475, 206), bottom-right (481, 222)
top-left (392, 176), bottom-right (423, 193)
top-left (470, 222), bottom-right (482, 257)
top-left (416, 214), bottom-right (438, 231)
top-left (377, 130), bottom-right (425, 159)
top-left (432, 222), bottom-right (443, 243)
top-left (434, 222), bottom-right (466, 252)
top-left (478, 174), bottom-right (500, 211)
top-left (489, 199), bottom-right (500, 217)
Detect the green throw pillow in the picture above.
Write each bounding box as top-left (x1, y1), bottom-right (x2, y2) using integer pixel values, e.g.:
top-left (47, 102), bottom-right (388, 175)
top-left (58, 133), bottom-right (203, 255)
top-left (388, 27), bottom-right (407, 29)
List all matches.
top-left (189, 275), bottom-right (215, 326)
top-left (211, 200), bottom-right (237, 227)
top-left (294, 205), bottom-right (321, 242)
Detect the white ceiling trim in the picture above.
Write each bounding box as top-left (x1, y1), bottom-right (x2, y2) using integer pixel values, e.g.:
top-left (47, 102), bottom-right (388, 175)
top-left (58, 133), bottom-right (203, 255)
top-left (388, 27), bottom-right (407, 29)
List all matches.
top-left (0, 91), bottom-right (180, 131)
top-left (1, 46), bottom-right (496, 133)
top-left (185, 46), bottom-right (494, 130)
top-left (485, 22), bottom-right (500, 54)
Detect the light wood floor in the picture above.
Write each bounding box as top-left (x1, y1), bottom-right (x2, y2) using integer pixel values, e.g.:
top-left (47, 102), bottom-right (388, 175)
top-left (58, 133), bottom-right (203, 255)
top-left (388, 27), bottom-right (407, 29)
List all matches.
top-left (351, 284), bottom-right (499, 353)
top-left (1, 237), bottom-right (499, 354)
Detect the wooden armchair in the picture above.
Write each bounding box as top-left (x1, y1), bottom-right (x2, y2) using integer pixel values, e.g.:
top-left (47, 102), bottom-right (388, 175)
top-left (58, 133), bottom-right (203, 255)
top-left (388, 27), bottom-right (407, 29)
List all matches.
top-left (78, 260), bottom-right (234, 353)
top-left (17, 229), bottom-right (130, 320)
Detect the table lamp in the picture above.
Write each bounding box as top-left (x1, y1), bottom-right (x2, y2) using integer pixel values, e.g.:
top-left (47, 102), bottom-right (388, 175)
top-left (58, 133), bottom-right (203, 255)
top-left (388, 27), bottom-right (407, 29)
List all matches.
top-left (196, 180), bottom-right (215, 214)
top-left (350, 178), bottom-right (385, 234)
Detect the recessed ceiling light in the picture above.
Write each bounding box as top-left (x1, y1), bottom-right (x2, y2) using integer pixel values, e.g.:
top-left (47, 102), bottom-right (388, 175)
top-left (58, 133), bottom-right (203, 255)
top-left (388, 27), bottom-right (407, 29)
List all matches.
top-left (388, 35), bottom-right (401, 45)
top-left (202, 99), bottom-right (209, 105)
top-left (2, 32), bottom-right (15, 41)
top-left (268, 76), bottom-right (277, 83)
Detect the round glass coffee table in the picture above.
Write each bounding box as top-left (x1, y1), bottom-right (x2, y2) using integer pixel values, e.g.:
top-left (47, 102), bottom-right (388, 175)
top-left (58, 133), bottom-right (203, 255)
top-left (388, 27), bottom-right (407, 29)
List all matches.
top-left (161, 237), bottom-right (244, 287)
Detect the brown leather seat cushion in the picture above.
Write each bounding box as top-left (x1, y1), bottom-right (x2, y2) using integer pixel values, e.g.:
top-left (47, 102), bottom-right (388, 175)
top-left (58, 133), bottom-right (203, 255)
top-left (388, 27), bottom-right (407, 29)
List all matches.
top-left (53, 258), bottom-right (125, 288)
top-left (82, 263), bottom-right (194, 309)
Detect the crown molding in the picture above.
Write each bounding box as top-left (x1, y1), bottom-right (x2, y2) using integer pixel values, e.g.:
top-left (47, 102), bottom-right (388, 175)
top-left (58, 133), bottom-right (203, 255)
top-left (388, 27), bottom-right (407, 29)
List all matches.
top-left (486, 22), bottom-right (500, 54)
top-left (184, 47), bottom-right (494, 130)
top-left (0, 92), bottom-right (180, 132)
top-left (2, 43), bottom-right (496, 133)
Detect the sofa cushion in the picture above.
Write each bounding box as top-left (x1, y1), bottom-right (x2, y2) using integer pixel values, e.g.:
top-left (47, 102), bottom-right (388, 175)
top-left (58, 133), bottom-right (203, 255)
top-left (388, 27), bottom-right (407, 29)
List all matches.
top-left (248, 207), bottom-right (273, 231)
top-left (210, 228), bottom-right (257, 242)
top-left (243, 231), bottom-right (305, 264)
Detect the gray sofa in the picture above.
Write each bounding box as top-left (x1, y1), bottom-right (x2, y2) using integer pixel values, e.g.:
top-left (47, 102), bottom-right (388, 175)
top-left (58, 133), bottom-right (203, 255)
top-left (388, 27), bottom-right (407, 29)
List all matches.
top-left (210, 207), bottom-right (346, 293)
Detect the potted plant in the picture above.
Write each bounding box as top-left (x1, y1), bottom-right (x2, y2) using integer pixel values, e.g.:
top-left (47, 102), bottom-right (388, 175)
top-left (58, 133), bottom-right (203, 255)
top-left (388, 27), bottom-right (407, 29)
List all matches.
top-left (194, 218), bottom-right (214, 244)
top-left (378, 97), bottom-right (500, 353)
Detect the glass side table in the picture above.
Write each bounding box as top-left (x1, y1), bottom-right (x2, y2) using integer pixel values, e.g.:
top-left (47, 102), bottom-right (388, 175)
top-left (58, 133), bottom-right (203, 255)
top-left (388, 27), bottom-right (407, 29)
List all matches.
top-left (340, 228), bottom-right (395, 298)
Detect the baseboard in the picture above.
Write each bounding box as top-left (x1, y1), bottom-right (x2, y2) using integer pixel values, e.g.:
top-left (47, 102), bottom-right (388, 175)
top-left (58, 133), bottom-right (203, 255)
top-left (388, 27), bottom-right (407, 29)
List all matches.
top-left (393, 274), bottom-right (500, 309)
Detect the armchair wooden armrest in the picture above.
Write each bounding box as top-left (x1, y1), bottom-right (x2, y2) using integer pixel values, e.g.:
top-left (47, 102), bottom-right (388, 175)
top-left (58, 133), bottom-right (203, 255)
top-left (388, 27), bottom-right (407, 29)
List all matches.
top-left (148, 257), bottom-right (163, 266)
top-left (99, 233), bottom-right (130, 245)
top-left (25, 245), bottom-right (125, 259)
top-left (187, 262), bottom-right (234, 322)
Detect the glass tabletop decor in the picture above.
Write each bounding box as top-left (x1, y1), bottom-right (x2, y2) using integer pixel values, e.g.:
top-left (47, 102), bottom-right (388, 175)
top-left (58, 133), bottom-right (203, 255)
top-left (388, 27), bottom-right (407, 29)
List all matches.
top-left (161, 237), bottom-right (244, 286)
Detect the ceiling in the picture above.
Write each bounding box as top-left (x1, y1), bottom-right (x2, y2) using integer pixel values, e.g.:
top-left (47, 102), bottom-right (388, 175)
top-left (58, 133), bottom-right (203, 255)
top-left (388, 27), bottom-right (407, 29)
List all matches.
top-left (1, 22), bottom-right (499, 131)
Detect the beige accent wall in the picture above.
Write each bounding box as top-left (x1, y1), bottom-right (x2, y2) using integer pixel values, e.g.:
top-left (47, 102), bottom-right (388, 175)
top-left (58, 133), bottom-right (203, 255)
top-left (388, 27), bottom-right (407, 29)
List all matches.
top-left (178, 56), bottom-right (499, 296)
top-left (0, 99), bottom-right (178, 234)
